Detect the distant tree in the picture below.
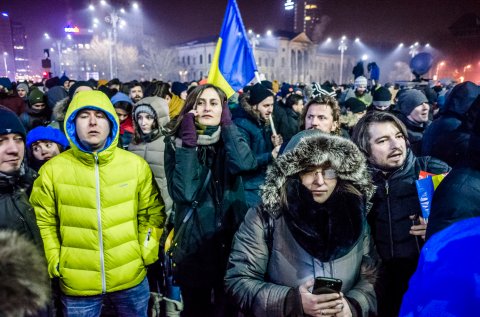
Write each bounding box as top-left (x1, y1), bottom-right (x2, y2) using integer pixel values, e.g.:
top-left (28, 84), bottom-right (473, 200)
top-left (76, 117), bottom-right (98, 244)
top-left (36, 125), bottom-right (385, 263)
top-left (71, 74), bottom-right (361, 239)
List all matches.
top-left (81, 35), bottom-right (139, 81)
top-left (139, 36), bottom-right (178, 81)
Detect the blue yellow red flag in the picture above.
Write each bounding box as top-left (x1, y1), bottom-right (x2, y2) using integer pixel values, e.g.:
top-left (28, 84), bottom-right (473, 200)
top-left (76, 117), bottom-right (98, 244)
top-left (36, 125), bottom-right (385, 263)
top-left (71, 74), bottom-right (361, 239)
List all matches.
top-left (207, 0), bottom-right (257, 98)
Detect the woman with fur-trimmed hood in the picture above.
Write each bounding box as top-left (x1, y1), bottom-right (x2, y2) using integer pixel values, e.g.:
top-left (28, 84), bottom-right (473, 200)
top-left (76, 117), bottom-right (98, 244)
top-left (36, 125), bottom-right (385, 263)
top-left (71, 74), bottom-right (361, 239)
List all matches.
top-left (233, 83), bottom-right (283, 207)
top-left (225, 130), bottom-right (379, 317)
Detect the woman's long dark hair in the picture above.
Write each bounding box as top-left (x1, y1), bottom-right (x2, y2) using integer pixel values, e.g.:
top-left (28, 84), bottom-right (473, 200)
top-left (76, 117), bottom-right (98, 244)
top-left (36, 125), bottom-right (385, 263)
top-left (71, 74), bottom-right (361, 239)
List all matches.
top-left (166, 84), bottom-right (227, 136)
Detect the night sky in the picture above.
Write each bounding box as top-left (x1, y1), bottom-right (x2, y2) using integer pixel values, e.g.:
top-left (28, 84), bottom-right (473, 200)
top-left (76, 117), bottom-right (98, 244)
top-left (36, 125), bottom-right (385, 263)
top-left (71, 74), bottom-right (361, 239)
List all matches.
top-left (1, 0), bottom-right (479, 73)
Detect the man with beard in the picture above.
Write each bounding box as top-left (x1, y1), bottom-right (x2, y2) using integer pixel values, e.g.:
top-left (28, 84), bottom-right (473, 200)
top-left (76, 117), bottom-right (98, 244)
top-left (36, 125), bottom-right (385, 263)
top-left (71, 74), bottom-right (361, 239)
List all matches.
top-left (351, 111), bottom-right (450, 317)
top-left (129, 82), bottom-right (144, 103)
top-left (394, 89), bottom-right (430, 155)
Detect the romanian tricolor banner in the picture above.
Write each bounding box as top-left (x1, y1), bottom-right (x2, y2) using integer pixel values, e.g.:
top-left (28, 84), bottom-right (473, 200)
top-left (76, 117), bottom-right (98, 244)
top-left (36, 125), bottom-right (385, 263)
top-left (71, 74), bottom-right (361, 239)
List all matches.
top-left (207, 0), bottom-right (257, 98)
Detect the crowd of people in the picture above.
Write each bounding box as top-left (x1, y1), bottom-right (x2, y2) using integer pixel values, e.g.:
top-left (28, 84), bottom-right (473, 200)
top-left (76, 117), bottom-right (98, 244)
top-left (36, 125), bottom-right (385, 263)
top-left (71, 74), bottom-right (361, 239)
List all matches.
top-left (0, 72), bottom-right (479, 317)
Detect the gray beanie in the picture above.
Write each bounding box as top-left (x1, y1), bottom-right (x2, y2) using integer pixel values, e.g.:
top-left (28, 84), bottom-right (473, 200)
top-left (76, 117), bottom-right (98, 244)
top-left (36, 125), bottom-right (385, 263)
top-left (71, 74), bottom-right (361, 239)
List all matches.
top-left (134, 104), bottom-right (156, 119)
top-left (397, 89), bottom-right (428, 116)
top-left (16, 83), bottom-right (29, 95)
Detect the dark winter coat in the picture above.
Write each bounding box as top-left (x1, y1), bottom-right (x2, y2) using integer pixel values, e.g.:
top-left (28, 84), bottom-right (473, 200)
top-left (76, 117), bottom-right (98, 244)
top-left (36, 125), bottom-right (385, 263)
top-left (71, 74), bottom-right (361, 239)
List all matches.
top-left (0, 93), bottom-right (25, 116)
top-left (422, 82), bottom-right (480, 166)
top-left (19, 107), bottom-right (52, 132)
top-left (369, 150), bottom-right (450, 316)
top-left (281, 107), bottom-right (301, 142)
top-left (0, 167), bottom-right (42, 247)
top-left (426, 113), bottom-right (480, 239)
top-left (164, 124), bottom-right (256, 288)
top-left (369, 150), bottom-right (450, 262)
top-left (225, 131), bottom-right (378, 317)
top-left (233, 103), bottom-right (274, 207)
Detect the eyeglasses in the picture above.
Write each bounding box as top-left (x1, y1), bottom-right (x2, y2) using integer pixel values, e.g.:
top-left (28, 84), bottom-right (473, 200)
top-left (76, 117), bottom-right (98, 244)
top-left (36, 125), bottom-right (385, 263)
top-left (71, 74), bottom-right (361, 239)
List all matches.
top-left (300, 168), bottom-right (337, 181)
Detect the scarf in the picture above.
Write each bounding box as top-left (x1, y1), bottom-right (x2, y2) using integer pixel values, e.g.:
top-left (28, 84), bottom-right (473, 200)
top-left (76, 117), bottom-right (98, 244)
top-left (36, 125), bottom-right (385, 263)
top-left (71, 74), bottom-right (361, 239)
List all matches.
top-left (120, 116), bottom-right (134, 135)
top-left (283, 179), bottom-right (365, 261)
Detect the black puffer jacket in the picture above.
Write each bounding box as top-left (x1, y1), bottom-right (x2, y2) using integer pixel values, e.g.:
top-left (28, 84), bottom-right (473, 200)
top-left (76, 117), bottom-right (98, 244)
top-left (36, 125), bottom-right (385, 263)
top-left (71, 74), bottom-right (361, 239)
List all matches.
top-left (0, 167), bottom-right (42, 247)
top-left (369, 150), bottom-right (450, 261)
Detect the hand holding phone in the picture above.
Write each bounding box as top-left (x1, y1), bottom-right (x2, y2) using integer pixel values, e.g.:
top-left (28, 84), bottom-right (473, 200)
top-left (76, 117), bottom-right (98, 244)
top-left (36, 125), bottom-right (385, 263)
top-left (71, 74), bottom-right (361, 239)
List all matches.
top-left (312, 277), bottom-right (342, 295)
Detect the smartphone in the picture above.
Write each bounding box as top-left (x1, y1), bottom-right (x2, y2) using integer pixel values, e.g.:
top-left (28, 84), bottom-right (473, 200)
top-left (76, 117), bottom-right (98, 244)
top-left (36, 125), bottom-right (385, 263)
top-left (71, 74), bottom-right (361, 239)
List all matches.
top-left (312, 277), bottom-right (342, 295)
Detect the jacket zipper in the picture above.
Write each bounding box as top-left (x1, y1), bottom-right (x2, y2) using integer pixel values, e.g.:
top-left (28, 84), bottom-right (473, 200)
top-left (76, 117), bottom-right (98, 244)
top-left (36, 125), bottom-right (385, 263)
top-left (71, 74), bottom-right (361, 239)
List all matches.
top-left (95, 154), bottom-right (106, 294)
top-left (385, 180), bottom-right (394, 258)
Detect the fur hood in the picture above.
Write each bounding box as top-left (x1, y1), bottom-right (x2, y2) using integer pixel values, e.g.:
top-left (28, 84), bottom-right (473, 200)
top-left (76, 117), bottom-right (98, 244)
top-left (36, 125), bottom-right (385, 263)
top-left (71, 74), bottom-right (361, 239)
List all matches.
top-left (261, 130), bottom-right (374, 217)
top-left (52, 96), bottom-right (70, 121)
top-left (0, 231), bottom-right (50, 315)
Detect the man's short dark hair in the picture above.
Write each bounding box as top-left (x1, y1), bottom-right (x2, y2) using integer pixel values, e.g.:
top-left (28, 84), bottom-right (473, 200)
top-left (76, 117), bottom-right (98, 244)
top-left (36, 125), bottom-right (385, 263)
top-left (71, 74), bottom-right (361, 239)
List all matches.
top-left (129, 82), bottom-right (143, 92)
top-left (351, 111), bottom-right (409, 157)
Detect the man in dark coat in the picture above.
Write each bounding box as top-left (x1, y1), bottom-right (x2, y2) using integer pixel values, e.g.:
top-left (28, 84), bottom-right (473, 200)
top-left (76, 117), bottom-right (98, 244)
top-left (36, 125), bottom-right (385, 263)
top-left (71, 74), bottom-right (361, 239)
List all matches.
top-left (0, 106), bottom-right (42, 245)
top-left (422, 81), bottom-right (480, 166)
top-left (394, 89), bottom-right (430, 155)
top-left (426, 96), bottom-right (480, 239)
top-left (352, 111), bottom-right (450, 317)
top-left (233, 83), bottom-right (282, 207)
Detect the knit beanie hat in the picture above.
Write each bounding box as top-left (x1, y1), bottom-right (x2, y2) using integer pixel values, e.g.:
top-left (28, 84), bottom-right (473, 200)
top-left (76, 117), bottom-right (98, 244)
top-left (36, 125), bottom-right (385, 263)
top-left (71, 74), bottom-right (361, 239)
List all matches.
top-left (280, 83), bottom-right (293, 98)
top-left (261, 80), bottom-right (273, 91)
top-left (26, 126), bottom-right (69, 149)
top-left (111, 92), bottom-right (133, 107)
top-left (134, 104), bottom-right (156, 120)
top-left (248, 83), bottom-right (274, 105)
top-left (0, 77), bottom-right (12, 90)
top-left (345, 97), bottom-right (367, 113)
top-left (0, 107), bottom-right (26, 139)
top-left (16, 83), bottom-right (29, 95)
top-left (311, 83), bottom-right (336, 99)
top-left (68, 81), bottom-right (94, 100)
top-left (28, 89), bottom-right (45, 106)
top-left (45, 77), bottom-right (60, 89)
top-left (397, 89), bottom-right (428, 116)
top-left (171, 82), bottom-right (188, 96)
top-left (354, 76), bottom-right (368, 88)
top-left (372, 86), bottom-right (392, 109)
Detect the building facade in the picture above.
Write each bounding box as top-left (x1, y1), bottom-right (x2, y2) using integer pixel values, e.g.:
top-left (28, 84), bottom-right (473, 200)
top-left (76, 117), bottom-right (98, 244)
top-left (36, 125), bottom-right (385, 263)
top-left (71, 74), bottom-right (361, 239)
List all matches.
top-left (11, 21), bottom-right (29, 80)
top-left (0, 12), bottom-right (15, 79)
top-left (173, 31), bottom-right (356, 85)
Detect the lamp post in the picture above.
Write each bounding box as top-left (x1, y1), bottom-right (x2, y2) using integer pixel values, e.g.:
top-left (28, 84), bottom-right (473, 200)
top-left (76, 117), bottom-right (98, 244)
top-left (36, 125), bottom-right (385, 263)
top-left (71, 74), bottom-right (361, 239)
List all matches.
top-left (105, 11), bottom-right (120, 79)
top-left (338, 37), bottom-right (347, 85)
top-left (2, 52), bottom-right (7, 77)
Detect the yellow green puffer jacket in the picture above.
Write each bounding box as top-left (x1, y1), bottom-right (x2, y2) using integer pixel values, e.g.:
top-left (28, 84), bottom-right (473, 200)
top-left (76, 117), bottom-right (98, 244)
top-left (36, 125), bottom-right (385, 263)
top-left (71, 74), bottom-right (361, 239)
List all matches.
top-left (30, 90), bottom-right (165, 296)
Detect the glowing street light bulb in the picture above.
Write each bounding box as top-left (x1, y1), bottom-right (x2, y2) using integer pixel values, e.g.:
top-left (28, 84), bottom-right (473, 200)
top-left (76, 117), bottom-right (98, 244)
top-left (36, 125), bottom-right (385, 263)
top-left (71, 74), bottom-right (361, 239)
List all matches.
top-left (44, 33), bottom-right (50, 39)
top-left (248, 29), bottom-right (253, 34)
top-left (341, 35), bottom-right (346, 41)
top-left (326, 37), bottom-right (332, 42)
top-left (355, 37), bottom-right (360, 43)
top-left (425, 43), bottom-right (431, 47)
top-left (414, 41), bottom-right (419, 46)
top-left (88, 4), bottom-right (94, 11)
top-left (362, 54), bottom-right (368, 61)
top-left (266, 30), bottom-right (272, 36)
top-left (399, 43), bottom-right (404, 47)
top-left (120, 8), bottom-right (125, 14)
top-left (100, 0), bottom-right (107, 6)
top-left (132, 2), bottom-right (139, 9)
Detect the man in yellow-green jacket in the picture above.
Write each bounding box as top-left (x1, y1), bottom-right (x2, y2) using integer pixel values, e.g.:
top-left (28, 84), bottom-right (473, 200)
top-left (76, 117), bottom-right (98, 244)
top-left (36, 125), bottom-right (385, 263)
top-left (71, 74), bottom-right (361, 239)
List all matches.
top-left (30, 90), bottom-right (165, 317)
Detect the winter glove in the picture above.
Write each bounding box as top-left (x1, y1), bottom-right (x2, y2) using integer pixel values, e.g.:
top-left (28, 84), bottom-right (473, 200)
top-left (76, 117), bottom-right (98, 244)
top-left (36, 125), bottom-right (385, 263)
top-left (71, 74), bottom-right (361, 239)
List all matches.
top-left (220, 102), bottom-right (233, 126)
top-left (179, 112), bottom-right (197, 148)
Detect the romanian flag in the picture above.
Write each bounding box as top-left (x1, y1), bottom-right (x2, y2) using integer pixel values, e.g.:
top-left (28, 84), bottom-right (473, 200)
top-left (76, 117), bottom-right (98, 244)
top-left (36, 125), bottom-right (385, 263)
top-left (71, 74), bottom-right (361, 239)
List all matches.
top-left (207, 0), bottom-right (257, 98)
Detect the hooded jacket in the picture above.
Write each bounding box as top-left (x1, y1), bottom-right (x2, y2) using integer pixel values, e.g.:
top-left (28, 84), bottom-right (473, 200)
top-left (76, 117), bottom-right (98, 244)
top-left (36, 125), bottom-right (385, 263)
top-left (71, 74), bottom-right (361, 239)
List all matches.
top-left (422, 82), bottom-right (480, 165)
top-left (30, 90), bottom-right (165, 296)
top-left (129, 96), bottom-right (173, 215)
top-left (225, 131), bottom-right (378, 317)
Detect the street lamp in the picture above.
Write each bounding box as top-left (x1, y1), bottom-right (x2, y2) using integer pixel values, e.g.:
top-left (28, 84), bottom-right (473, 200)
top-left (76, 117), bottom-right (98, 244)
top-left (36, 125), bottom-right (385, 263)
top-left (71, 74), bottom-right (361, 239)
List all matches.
top-left (3, 52), bottom-right (8, 77)
top-left (338, 38), bottom-right (348, 84)
top-left (409, 43), bottom-right (419, 58)
top-left (463, 64), bottom-right (472, 79)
